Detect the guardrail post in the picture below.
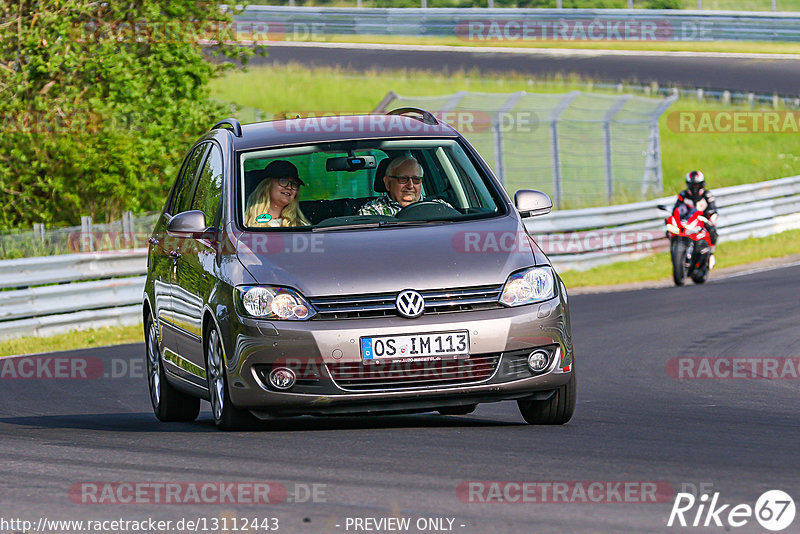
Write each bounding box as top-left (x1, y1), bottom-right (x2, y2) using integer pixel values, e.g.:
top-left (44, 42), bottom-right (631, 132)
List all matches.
top-left (81, 216), bottom-right (94, 253)
top-left (488, 0), bottom-right (494, 7)
top-left (549, 91), bottom-right (580, 209)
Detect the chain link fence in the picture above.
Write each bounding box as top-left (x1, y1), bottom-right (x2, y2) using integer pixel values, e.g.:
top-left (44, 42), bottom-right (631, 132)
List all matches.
top-left (374, 90), bottom-right (676, 208)
top-left (0, 212), bottom-right (159, 260)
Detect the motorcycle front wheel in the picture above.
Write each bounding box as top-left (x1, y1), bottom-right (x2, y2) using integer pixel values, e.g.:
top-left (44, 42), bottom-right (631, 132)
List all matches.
top-left (671, 240), bottom-right (687, 286)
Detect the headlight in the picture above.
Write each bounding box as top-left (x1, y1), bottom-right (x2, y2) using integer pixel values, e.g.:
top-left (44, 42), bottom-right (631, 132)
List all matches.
top-left (499, 267), bottom-right (555, 307)
top-left (235, 286), bottom-right (315, 320)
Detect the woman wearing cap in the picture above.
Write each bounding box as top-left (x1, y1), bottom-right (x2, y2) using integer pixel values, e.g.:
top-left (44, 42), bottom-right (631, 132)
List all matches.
top-left (244, 160), bottom-right (310, 228)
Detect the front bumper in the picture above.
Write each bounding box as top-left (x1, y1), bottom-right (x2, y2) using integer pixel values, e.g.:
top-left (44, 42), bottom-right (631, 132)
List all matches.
top-left (225, 295), bottom-right (573, 415)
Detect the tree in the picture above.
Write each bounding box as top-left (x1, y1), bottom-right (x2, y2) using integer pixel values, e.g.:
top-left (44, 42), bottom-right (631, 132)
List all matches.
top-left (0, 0), bottom-right (259, 228)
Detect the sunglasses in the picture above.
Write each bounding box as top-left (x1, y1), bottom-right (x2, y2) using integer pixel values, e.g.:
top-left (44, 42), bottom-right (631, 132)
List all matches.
top-left (276, 177), bottom-right (301, 191)
top-left (387, 175), bottom-right (423, 185)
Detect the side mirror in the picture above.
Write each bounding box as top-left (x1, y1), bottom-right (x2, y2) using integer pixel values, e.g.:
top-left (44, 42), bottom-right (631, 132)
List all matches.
top-left (514, 190), bottom-right (553, 218)
top-left (167, 210), bottom-right (211, 238)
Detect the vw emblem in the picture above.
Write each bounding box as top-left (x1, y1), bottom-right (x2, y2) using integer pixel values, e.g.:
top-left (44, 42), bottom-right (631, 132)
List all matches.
top-left (396, 290), bottom-right (425, 319)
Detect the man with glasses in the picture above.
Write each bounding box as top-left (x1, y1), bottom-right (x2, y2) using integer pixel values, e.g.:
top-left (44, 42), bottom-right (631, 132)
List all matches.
top-left (358, 156), bottom-right (451, 216)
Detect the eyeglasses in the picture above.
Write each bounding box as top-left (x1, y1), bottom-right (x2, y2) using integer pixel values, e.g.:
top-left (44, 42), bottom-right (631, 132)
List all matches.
top-left (387, 175), bottom-right (423, 185)
top-left (276, 178), bottom-right (301, 191)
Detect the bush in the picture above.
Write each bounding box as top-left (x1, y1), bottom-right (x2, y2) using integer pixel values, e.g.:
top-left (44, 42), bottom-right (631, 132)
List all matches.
top-left (645, 0), bottom-right (682, 8)
top-left (0, 1), bottom-right (260, 230)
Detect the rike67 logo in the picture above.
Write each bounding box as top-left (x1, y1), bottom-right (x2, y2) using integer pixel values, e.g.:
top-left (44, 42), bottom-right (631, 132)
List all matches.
top-left (667, 490), bottom-right (796, 531)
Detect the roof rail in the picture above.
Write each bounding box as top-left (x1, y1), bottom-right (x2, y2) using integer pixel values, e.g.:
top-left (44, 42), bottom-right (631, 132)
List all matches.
top-left (211, 118), bottom-right (243, 137)
top-left (387, 107), bottom-right (439, 126)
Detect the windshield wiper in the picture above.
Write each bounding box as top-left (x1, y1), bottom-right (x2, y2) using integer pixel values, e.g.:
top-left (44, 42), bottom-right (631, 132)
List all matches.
top-left (378, 219), bottom-right (454, 227)
top-left (311, 222), bottom-right (382, 232)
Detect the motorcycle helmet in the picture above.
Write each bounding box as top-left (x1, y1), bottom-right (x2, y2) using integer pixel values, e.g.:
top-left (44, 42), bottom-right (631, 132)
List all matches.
top-left (685, 170), bottom-right (705, 196)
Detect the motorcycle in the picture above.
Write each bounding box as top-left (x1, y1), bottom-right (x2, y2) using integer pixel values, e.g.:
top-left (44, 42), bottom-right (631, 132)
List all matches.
top-left (657, 203), bottom-right (714, 286)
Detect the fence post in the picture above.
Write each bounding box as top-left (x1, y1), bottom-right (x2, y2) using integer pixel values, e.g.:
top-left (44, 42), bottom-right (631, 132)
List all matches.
top-left (549, 92), bottom-right (580, 209)
top-left (643, 92), bottom-right (678, 197)
top-left (122, 211), bottom-right (135, 250)
top-left (492, 92), bottom-right (525, 186)
top-left (488, 0), bottom-right (494, 6)
top-left (81, 216), bottom-right (94, 253)
top-left (33, 223), bottom-right (45, 245)
top-left (602, 95), bottom-right (632, 203)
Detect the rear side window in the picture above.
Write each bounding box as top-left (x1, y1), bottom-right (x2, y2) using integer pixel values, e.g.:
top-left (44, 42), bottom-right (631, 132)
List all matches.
top-left (191, 144), bottom-right (224, 227)
top-left (172, 143), bottom-right (209, 215)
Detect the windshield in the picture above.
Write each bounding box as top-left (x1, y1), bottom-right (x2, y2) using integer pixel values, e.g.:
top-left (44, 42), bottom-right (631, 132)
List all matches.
top-left (237, 139), bottom-right (506, 230)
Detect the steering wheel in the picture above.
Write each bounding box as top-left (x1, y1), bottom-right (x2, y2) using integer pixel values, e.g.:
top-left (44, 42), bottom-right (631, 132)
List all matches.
top-left (395, 200), bottom-right (460, 220)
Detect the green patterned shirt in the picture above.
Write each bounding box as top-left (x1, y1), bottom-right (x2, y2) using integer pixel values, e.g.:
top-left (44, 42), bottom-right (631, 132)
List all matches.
top-left (357, 195), bottom-right (451, 216)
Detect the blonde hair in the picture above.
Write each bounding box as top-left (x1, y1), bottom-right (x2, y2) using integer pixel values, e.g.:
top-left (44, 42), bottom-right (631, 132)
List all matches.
top-left (244, 178), bottom-right (310, 227)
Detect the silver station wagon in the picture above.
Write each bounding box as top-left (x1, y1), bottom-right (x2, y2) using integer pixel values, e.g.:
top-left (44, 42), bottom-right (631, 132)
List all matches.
top-left (143, 109), bottom-right (576, 430)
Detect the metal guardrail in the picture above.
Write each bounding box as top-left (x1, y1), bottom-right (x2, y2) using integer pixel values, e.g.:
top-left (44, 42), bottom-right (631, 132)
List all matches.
top-left (1, 175), bottom-right (798, 339)
top-left (237, 7), bottom-right (800, 42)
top-left (533, 174), bottom-right (800, 270)
top-left (0, 251), bottom-right (147, 340)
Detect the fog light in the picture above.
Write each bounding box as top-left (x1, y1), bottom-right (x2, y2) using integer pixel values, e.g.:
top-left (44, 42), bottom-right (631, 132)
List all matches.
top-left (268, 367), bottom-right (296, 390)
top-left (527, 350), bottom-right (550, 373)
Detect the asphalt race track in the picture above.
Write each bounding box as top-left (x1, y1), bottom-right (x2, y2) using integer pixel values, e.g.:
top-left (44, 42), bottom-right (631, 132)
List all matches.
top-left (1, 264), bottom-right (799, 533)
top-left (253, 43), bottom-right (800, 95)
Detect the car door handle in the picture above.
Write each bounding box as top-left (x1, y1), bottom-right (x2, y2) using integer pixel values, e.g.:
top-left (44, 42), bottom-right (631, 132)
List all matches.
top-left (169, 250), bottom-right (181, 259)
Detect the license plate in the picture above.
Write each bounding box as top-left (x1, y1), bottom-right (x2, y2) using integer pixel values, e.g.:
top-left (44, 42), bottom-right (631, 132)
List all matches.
top-left (361, 331), bottom-right (469, 362)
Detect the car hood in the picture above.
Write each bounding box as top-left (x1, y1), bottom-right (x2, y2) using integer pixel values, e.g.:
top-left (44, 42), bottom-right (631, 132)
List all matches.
top-left (235, 215), bottom-right (549, 297)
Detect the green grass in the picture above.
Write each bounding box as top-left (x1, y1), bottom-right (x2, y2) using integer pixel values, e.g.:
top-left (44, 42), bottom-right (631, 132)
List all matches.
top-left (560, 227), bottom-right (800, 287)
top-left (209, 63), bottom-right (800, 196)
top-left (312, 35), bottom-right (800, 55)
top-left (0, 324), bottom-right (143, 358)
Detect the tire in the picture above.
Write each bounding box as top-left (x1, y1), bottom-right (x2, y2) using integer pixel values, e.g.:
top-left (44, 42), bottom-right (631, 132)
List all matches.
top-left (691, 266), bottom-right (709, 284)
top-left (438, 404), bottom-right (477, 416)
top-left (517, 368), bottom-right (576, 425)
top-left (206, 325), bottom-right (260, 431)
top-left (671, 240), bottom-right (687, 286)
top-left (145, 316), bottom-right (200, 422)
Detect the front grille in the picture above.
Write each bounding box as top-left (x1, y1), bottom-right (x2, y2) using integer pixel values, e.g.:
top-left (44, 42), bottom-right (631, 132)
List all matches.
top-left (326, 354), bottom-right (500, 391)
top-left (309, 285), bottom-right (503, 320)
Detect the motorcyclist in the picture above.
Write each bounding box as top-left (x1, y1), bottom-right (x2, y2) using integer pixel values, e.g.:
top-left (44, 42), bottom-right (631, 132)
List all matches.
top-left (673, 170), bottom-right (718, 269)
